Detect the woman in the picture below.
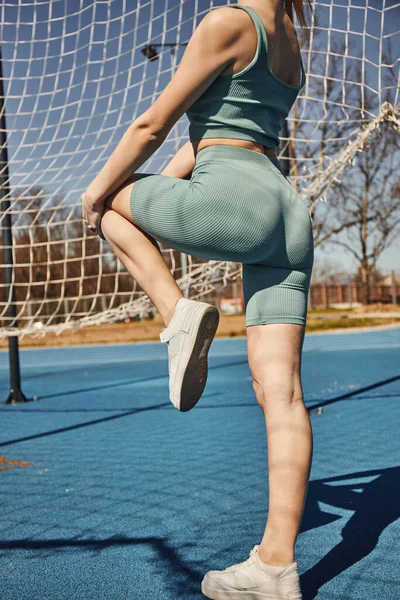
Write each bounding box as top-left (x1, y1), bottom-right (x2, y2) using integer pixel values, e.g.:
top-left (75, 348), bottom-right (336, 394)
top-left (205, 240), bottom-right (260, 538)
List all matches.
top-left (82, 1), bottom-right (313, 597)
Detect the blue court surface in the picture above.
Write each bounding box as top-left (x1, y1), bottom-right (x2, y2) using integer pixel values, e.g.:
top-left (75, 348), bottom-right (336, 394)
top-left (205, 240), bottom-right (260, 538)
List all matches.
top-left (0, 326), bottom-right (399, 600)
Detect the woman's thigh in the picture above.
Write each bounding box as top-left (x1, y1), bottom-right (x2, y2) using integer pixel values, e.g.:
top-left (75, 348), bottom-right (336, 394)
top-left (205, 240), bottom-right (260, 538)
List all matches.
top-left (124, 163), bottom-right (287, 263)
top-left (119, 170), bottom-right (248, 261)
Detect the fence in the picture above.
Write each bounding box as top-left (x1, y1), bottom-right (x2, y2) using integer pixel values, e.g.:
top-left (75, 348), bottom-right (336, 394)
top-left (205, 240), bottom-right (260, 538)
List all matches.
top-left (204, 272), bottom-right (400, 313)
top-left (309, 280), bottom-right (400, 309)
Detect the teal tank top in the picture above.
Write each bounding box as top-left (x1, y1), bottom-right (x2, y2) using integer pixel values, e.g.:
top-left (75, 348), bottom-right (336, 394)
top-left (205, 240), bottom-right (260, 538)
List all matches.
top-left (186, 3), bottom-right (306, 150)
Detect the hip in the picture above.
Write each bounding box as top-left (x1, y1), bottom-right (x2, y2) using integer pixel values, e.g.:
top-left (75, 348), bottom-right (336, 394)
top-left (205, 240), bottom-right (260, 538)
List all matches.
top-left (191, 144), bottom-right (288, 189)
top-left (191, 137), bottom-right (278, 162)
top-left (190, 144), bottom-right (313, 262)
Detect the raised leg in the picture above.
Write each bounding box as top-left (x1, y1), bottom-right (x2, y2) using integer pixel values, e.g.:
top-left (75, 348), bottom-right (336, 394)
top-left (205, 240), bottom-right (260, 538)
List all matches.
top-left (99, 175), bottom-right (183, 327)
top-left (246, 323), bottom-right (313, 566)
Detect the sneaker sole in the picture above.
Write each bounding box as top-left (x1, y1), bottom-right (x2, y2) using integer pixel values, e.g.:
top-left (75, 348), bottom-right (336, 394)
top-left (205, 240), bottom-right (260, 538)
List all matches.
top-left (201, 580), bottom-right (288, 600)
top-left (179, 306), bottom-right (219, 412)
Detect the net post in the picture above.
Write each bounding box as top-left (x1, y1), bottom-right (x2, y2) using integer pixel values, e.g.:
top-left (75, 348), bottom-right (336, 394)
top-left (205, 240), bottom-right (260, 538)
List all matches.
top-left (0, 46), bottom-right (30, 404)
top-left (280, 119), bottom-right (291, 177)
top-left (348, 277), bottom-right (353, 308)
top-left (391, 270), bottom-right (397, 305)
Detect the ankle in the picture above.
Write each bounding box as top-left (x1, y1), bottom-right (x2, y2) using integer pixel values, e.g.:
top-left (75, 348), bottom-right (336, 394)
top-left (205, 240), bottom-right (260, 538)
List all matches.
top-left (164, 296), bottom-right (183, 327)
top-left (256, 547), bottom-right (294, 567)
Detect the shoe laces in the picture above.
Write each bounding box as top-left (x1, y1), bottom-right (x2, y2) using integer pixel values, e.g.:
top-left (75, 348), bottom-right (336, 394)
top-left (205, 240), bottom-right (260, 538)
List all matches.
top-left (223, 545), bottom-right (260, 573)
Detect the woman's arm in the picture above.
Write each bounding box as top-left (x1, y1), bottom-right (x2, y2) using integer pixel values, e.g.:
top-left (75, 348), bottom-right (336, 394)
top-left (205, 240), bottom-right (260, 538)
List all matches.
top-left (85, 119), bottom-right (163, 205)
top-left (82, 6), bottom-right (244, 231)
top-left (160, 141), bottom-right (196, 179)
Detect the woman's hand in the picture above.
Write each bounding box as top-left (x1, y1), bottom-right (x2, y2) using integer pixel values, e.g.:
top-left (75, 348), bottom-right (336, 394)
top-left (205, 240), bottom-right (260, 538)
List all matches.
top-left (81, 192), bottom-right (106, 241)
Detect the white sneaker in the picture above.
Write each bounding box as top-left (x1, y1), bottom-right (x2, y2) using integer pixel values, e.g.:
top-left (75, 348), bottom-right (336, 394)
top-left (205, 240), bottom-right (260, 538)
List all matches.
top-left (159, 298), bottom-right (219, 412)
top-left (201, 545), bottom-right (302, 600)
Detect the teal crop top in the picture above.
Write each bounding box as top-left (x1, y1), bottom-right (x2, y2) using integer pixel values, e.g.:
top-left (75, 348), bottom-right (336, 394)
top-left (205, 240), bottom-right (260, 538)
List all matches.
top-left (186, 3), bottom-right (306, 150)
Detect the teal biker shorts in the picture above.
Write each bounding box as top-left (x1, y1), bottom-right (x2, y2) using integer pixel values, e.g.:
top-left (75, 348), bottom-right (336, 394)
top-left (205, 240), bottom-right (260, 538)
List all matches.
top-left (129, 145), bottom-right (314, 327)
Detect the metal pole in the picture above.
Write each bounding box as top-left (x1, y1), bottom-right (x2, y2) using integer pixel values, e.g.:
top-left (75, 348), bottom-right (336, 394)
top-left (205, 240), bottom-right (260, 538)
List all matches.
top-left (0, 46), bottom-right (30, 403)
top-left (392, 270), bottom-right (397, 304)
top-left (348, 276), bottom-right (353, 308)
top-left (280, 119), bottom-right (291, 177)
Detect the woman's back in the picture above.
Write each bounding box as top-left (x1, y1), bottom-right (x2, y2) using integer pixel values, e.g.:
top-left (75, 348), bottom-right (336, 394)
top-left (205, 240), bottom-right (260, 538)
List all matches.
top-left (219, 2), bottom-right (303, 89)
top-left (186, 3), bottom-right (305, 152)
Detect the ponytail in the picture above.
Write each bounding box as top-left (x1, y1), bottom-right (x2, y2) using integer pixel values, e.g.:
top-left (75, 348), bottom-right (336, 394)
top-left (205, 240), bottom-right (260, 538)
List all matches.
top-left (281, 0), bottom-right (313, 32)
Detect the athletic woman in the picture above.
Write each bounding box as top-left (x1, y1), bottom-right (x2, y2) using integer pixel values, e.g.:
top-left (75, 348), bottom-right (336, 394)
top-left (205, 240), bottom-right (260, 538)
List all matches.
top-left (82, 1), bottom-right (313, 597)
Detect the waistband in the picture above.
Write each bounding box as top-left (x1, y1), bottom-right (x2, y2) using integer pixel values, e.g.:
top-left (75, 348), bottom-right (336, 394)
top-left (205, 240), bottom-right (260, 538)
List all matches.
top-left (195, 144), bottom-right (283, 174)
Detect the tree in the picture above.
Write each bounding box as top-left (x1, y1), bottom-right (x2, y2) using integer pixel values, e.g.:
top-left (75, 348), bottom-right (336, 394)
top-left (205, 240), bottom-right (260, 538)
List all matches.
top-left (326, 121), bottom-right (400, 303)
top-left (288, 13), bottom-right (399, 255)
top-left (0, 185), bottom-right (128, 325)
top-left (310, 257), bottom-right (351, 284)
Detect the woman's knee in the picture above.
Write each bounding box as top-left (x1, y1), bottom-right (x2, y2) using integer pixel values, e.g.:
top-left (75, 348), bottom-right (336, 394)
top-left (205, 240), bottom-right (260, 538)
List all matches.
top-left (252, 377), bottom-right (265, 410)
top-left (247, 323), bottom-right (305, 411)
top-left (100, 205), bottom-right (118, 233)
top-left (252, 374), bottom-right (304, 412)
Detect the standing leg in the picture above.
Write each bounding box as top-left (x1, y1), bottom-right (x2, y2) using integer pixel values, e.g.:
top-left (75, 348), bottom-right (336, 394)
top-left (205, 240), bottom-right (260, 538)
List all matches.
top-left (247, 322), bottom-right (313, 566)
top-left (99, 176), bottom-right (183, 327)
top-left (201, 321), bottom-right (311, 598)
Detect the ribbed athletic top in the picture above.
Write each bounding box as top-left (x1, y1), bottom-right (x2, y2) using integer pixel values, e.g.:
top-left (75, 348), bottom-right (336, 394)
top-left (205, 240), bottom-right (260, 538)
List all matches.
top-left (186, 3), bottom-right (306, 150)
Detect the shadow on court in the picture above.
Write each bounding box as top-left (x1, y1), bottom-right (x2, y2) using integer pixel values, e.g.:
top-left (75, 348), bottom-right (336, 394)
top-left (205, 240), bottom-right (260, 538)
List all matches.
top-left (0, 466), bottom-right (398, 599)
top-left (0, 536), bottom-right (203, 595)
top-left (300, 466), bottom-right (400, 599)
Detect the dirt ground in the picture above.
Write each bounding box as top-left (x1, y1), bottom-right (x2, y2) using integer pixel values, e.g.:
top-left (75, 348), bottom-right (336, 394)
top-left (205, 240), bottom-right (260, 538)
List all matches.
top-left (352, 302), bottom-right (400, 314)
top-left (1, 304), bottom-right (399, 349)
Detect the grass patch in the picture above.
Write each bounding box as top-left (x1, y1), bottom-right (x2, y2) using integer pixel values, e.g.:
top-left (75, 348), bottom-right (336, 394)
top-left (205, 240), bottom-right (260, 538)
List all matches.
top-left (309, 307), bottom-right (356, 315)
top-left (306, 317), bottom-right (400, 332)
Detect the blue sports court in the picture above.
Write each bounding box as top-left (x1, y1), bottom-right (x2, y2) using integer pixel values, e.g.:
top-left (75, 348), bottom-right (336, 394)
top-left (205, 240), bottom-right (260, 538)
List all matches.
top-left (1, 326), bottom-right (399, 600)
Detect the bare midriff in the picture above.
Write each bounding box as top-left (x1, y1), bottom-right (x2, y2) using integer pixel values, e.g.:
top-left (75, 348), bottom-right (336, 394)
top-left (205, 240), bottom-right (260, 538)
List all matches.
top-left (191, 138), bottom-right (277, 160)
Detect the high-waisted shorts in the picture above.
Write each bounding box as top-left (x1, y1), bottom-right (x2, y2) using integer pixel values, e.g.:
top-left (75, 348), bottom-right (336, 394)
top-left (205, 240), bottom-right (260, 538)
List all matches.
top-left (129, 145), bottom-right (314, 327)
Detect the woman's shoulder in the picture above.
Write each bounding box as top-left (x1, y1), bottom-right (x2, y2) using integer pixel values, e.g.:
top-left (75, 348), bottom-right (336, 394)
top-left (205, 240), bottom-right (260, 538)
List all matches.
top-left (202, 4), bottom-right (251, 32)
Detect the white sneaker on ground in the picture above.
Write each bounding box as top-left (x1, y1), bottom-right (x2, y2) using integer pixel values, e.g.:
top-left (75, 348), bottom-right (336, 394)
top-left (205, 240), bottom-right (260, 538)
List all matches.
top-left (201, 545), bottom-right (302, 600)
top-left (159, 298), bottom-right (219, 412)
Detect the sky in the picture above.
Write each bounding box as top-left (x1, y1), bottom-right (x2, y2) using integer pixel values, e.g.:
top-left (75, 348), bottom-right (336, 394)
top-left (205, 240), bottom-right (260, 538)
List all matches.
top-left (0, 0), bottom-right (399, 275)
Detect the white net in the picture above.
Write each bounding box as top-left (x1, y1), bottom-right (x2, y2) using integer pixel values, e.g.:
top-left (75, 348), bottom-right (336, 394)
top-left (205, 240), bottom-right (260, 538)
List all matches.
top-left (0, 0), bottom-right (399, 340)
